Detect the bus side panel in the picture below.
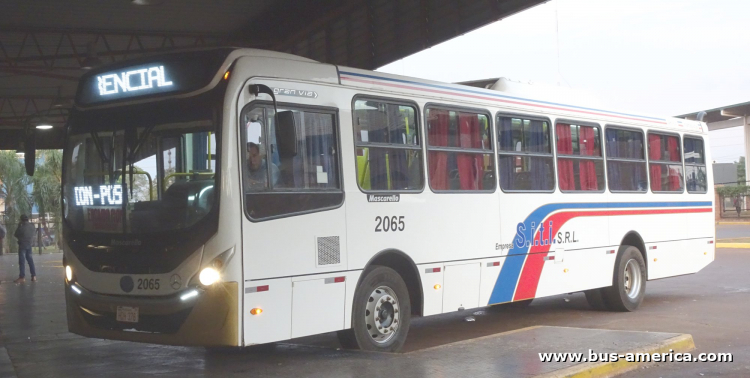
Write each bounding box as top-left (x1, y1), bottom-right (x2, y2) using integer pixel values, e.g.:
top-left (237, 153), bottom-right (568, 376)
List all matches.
top-left (478, 258), bottom-right (505, 306)
top-left (291, 275), bottom-right (346, 338)
top-left (442, 262), bottom-right (480, 312)
top-left (609, 209), bottom-right (686, 280)
top-left (534, 247), bottom-right (616, 298)
top-left (244, 278), bottom-right (292, 344)
top-left (418, 263), bottom-right (444, 316)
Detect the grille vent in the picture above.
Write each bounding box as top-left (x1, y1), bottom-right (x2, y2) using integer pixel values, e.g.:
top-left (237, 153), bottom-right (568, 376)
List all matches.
top-left (317, 236), bottom-right (341, 266)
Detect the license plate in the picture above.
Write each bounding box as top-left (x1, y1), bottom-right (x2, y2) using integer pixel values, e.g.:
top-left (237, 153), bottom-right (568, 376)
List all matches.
top-left (116, 306), bottom-right (139, 323)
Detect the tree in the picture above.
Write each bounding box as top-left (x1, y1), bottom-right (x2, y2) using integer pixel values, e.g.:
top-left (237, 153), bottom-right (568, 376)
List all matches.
top-left (129, 166), bottom-right (157, 202)
top-left (31, 150), bottom-right (63, 248)
top-left (738, 156), bottom-right (746, 185)
top-left (0, 151), bottom-right (32, 254)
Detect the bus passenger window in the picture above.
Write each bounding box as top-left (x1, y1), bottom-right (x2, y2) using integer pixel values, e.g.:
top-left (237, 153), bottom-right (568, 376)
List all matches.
top-left (353, 99), bottom-right (423, 191)
top-left (556, 123), bottom-right (605, 191)
top-left (497, 116), bottom-right (554, 191)
top-left (684, 137), bottom-right (707, 193)
top-left (605, 128), bottom-right (648, 192)
top-left (647, 132), bottom-right (684, 192)
top-left (426, 107), bottom-right (494, 191)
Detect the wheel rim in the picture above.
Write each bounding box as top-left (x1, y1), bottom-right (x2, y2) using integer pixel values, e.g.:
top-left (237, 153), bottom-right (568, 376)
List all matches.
top-left (623, 259), bottom-right (642, 299)
top-left (364, 286), bottom-right (400, 344)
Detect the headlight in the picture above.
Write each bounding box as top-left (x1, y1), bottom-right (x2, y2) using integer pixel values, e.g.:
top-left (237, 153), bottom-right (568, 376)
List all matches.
top-left (65, 265), bottom-right (73, 282)
top-left (199, 267), bottom-right (220, 286)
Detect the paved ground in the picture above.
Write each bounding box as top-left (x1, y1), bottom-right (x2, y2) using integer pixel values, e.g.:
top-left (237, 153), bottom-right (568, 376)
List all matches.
top-left (0, 225), bottom-right (748, 377)
top-left (716, 223), bottom-right (749, 240)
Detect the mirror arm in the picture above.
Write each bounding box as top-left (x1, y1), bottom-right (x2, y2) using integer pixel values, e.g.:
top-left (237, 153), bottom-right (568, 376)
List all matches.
top-left (248, 84), bottom-right (280, 131)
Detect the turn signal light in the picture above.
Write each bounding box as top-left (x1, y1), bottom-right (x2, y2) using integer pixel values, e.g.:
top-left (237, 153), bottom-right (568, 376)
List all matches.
top-left (434, 284), bottom-right (441, 290)
top-left (563, 268), bottom-right (569, 273)
top-left (223, 71), bottom-right (230, 80)
top-left (65, 265), bottom-right (73, 282)
top-left (250, 308), bottom-right (263, 315)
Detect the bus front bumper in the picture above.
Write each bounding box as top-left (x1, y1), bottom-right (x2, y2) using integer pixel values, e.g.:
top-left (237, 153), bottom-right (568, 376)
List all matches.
top-left (66, 281), bottom-right (238, 347)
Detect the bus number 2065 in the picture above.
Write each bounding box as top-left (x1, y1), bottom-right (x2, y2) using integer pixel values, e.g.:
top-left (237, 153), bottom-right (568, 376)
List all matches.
top-left (375, 216), bottom-right (405, 232)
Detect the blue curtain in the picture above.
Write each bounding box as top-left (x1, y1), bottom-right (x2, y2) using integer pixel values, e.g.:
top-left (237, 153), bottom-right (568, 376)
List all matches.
top-left (606, 130), bottom-right (621, 189)
top-left (529, 121), bottom-right (549, 190)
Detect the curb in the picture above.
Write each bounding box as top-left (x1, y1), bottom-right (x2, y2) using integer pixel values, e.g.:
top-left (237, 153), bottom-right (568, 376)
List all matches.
top-left (536, 333), bottom-right (695, 378)
top-left (715, 222), bottom-right (750, 225)
top-left (716, 243), bottom-right (750, 249)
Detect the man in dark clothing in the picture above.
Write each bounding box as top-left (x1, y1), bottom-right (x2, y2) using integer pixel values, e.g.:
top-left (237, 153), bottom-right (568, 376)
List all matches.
top-left (0, 222), bottom-right (6, 255)
top-left (13, 215), bottom-right (36, 283)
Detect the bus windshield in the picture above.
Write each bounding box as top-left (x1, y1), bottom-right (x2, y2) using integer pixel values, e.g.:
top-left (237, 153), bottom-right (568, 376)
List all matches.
top-left (63, 101), bottom-right (218, 234)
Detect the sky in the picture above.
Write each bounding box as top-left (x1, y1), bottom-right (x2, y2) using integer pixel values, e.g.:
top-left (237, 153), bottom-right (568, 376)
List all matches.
top-left (377, 0), bottom-right (750, 164)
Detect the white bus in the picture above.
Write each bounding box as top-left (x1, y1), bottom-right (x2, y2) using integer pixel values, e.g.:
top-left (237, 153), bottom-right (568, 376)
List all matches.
top-left (61, 48), bottom-right (714, 352)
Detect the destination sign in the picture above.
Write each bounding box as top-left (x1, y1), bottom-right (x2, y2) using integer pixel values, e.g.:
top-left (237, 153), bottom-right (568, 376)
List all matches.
top-left (76, 48), bottom-right (233, 106)
top-left (75, 185), bottom-right (123, 206)
top-left (97, 66), bottom-right (173, 96)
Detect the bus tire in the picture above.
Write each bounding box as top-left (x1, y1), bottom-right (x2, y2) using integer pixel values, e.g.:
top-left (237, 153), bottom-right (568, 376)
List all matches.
top-left (347, 265), bottom-right (411, 352)
top-left (601, 245), bottom-right (647, 312)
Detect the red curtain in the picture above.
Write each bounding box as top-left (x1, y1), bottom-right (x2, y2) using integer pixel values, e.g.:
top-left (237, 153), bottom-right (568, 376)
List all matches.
top-left (578, 126), bottom-right (598, 190)
top-left (648, 134), bottom-right (662, 191)
top-left (457, 113), bottom-right (483, 190)
top-left (667, 136), bottom-right (680, 190)
top-left (428, 110), bottom-right (449, 190)
top-left (556, 124), bottom-right (575, 190)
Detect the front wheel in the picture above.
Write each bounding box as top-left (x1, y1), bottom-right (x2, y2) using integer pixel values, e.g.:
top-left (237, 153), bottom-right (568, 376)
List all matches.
top-left (601, 245), bottom-right (647, 311)
top-left (340, 266), bottom-right (411, 352)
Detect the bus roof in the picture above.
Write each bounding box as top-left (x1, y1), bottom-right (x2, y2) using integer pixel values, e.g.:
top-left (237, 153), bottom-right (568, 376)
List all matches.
top-left (336, 66), bottom-right (707, 135)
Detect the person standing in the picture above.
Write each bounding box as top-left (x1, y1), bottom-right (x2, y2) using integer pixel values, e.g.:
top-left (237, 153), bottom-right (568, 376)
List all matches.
top-left (0, 222), bottom-right (6, 255)
top-left (734, 197), bottom-right (742, 218)
top-left (13, 215), bottom-right (36, 283)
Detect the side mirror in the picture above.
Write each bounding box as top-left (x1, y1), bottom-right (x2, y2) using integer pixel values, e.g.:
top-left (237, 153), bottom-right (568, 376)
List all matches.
top-left (275, 111), bottom-right (297, 158)
top-left (24, 129), bottom-right (36, 176)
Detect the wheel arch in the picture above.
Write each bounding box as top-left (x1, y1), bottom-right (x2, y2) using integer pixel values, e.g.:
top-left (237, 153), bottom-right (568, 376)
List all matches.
top-left (620, 231), bottom-right (647, 272)
top-left (358, 249), bottom-right (424, 316)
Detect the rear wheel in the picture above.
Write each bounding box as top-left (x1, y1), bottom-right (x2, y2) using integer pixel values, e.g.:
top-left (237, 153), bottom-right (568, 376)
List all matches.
top-left (339, 266), bottom-right (411, 352)
top-left (601, 245), bottom-right (646, 311)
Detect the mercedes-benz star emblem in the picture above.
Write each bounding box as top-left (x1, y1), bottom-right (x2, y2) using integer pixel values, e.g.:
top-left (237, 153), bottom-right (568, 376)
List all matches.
top-left (170, 274), bottom-right (182, 290)
top-left (120, 276), bottom-right (134, 293)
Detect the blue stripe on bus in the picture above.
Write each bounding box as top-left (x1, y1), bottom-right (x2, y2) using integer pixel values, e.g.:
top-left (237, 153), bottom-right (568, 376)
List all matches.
top-left (488, 201), bottom-right (712, 304)
top-left (339, 71), bottom-right (666, 122)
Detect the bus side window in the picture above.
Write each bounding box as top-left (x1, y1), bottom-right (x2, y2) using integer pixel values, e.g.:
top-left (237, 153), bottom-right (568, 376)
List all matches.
top-left (684, 137), bottom-right (707, 193)
top-left (647, 132), bottom-right (684, 193)
top-left (605, 127), bottom-right (648, 192)
top-left (426, 106), bottom-right (494, 192)
top-left (239, 103), bottom-right (342, 220)
top-left (353, 99), bottom-right (423, 192)
top-left (497, 115), bottom-right (554, 192)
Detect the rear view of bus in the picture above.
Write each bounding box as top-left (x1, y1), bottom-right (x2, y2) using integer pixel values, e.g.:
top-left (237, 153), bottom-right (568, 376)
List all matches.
top-left (63, 49), bottom-right (239, 346)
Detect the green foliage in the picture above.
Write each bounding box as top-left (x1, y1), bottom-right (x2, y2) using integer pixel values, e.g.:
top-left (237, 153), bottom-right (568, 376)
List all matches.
top-left (31, 150), bottom-right (63, 248)
top-left (0, 151), bottom-right (32, 254)
top-left (738, 157), bottom-right (746, 185)
top-left (716, 185), bottom-right (750, 198)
